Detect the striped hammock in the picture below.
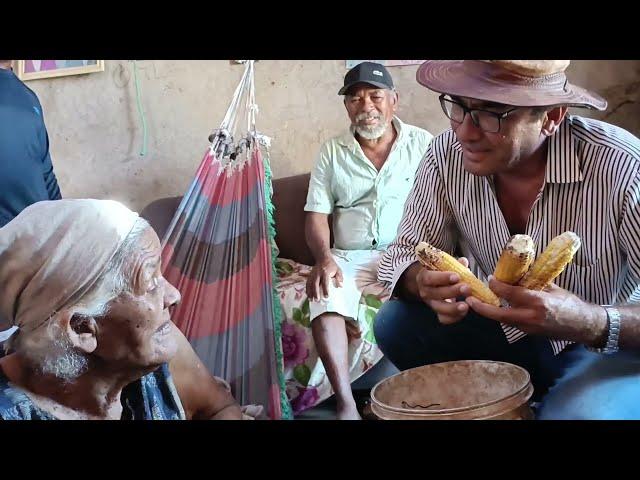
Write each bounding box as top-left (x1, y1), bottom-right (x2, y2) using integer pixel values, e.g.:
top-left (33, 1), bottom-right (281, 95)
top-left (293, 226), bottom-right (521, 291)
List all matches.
top-left (160, 61), bottom-right (290, 419)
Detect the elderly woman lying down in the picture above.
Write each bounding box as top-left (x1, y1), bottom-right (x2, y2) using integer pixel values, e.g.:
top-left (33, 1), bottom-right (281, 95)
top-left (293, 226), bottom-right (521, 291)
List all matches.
top-left (0, 199), bottom-right (247, 420)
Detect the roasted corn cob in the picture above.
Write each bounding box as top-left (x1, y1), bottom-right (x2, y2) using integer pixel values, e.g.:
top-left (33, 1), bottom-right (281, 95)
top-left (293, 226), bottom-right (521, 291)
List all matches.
top-left (415, 242), bottom-right (501, 306)
top-left (518, 231), bottom-right (581, 290)
top-left (493, 234), bottom-right (536, 285)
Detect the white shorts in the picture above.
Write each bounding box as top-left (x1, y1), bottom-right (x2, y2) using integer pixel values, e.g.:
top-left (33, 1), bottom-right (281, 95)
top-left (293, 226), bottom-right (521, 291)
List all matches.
top-left (309, 249), bottom-right (389, 324)
top-left (0, 326), bottom-right (17, 342)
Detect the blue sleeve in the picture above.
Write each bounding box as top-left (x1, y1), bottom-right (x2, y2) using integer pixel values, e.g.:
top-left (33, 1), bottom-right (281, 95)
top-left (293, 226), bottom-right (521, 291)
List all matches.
top-left (37, 108), bottom-right (61, 200)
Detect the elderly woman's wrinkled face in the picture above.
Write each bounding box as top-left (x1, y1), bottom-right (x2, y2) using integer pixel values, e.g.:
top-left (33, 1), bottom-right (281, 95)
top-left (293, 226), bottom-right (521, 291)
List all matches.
top-left (93, 226), bottom-right (181, 371)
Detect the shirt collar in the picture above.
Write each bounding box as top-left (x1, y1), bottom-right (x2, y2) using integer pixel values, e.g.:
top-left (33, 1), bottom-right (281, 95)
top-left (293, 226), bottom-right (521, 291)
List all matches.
top-left (544, 116), bottom-right (583, 184)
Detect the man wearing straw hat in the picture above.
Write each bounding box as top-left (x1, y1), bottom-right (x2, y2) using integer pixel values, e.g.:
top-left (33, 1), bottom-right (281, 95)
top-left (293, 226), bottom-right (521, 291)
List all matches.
top-left (375, 60), bottom-right (640, 419)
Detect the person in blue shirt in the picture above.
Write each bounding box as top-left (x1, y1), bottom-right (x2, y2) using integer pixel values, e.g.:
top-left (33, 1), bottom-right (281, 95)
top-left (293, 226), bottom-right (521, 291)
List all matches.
top-left (0, 60), bottom-right (61, 228)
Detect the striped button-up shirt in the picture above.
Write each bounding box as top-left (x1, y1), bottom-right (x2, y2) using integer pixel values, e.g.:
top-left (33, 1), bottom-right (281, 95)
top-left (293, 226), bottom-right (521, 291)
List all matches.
top-left (378, 115), bottom-right (640, 355)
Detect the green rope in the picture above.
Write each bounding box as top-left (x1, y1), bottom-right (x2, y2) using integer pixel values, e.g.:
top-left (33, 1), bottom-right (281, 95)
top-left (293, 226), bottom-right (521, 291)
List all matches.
top-left (263, 149), bottom-right (293, 420)
top-left (132, 61), bottom-right (148, 157)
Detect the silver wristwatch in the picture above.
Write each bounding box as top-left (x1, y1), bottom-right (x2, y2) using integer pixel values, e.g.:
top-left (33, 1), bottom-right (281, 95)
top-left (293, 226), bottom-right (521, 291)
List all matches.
top-left (588, 306), bottom-right (621, 355)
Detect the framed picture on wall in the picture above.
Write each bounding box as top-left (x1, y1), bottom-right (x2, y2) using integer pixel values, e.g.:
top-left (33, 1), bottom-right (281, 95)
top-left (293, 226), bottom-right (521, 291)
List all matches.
top-left (346, 60), bottom-right (425, 69)
top-left (12, 60), bottom-right (105, 81)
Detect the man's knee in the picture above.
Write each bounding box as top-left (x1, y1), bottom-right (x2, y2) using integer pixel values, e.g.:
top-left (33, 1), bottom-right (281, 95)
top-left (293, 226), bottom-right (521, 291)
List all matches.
top-left (536, 384), bottom-right (624, 420)
top-left (311, 312), bottom-right (346, 333)
top-left (373, 299), bottom-right (434, 365)
top-left (373, 299), bottom-right (408, 349)
top-left (537, 352), bottom-right (640, 420)
top-left (312, 311), bottom-right (345, 322)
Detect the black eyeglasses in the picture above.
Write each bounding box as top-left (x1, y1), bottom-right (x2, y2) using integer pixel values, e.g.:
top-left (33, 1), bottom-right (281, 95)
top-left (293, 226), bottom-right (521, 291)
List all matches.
top-left (438, 94), bottom-right (520, 133)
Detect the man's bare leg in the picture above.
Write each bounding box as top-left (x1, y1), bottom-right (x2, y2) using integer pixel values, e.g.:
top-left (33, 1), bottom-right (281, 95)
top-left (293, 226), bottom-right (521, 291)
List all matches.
top-left (312, 312), bottom-right (361, 420)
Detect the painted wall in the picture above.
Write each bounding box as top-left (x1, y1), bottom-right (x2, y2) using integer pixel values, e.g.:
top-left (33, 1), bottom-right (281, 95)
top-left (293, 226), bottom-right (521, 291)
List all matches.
top-left (26, 60), bottom-right (640, 211)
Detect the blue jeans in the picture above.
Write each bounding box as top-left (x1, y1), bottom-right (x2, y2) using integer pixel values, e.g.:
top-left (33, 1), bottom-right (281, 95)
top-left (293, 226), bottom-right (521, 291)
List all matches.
top-left (536, 348), bottom-right (640, 420)
top-left (374, 299), bottom-right (640, 419)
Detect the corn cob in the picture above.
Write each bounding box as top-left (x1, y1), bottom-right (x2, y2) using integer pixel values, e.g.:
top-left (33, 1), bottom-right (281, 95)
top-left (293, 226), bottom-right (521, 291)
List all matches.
top-left (415, 242), bottom-right (501, 307)
top-left (518, 231), bottom-right (581, 290)
top-left (493, 234), bottom-right (536, 285)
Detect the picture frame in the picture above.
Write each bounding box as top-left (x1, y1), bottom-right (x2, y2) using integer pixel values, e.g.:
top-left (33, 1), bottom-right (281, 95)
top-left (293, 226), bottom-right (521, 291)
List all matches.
top-left (346, 60), bottom-right (425, 69)
top-left (12, 60), bottom-right (105, 81)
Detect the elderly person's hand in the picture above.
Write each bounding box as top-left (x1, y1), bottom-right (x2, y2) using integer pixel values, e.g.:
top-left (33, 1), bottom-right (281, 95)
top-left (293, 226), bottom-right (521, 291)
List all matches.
top-left (241, 404), bottom-right (264, 420)
top-left (465, 276), bottom-right (608, 346)
top-left (306, 256), bottom-right (343, 301)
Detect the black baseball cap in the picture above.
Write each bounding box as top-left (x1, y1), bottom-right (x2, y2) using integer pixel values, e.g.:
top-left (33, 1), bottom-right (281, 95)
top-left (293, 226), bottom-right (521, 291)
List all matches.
top-left (338, 61), bottom-right (394, 95)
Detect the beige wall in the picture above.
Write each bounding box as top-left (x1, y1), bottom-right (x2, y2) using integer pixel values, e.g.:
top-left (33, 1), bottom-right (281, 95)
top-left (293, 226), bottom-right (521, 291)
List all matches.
top-left (27, 60), bottom-right (640, 212)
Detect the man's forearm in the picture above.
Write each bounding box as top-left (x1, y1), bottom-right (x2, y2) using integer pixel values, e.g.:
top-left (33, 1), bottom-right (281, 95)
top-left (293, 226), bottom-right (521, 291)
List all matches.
top-left (612, 304), bottom-right (640, 350)
top-left (191, 384), bottom-right (243, 420)
top-left (305, 214), bottom-right (332, 263)
top-left (571, 302), bottom-right (640, 350)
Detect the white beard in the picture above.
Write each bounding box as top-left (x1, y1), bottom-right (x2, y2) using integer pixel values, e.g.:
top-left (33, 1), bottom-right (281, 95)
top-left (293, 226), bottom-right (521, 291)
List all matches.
top-left (353, 112), bottom-right (389, 140)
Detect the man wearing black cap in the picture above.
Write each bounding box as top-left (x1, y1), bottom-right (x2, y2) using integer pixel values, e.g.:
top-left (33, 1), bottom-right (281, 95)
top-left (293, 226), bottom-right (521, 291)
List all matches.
top-left (375, 60), bottom-right (640, 419)
top-left (303, 62), bottom-right (433, 419)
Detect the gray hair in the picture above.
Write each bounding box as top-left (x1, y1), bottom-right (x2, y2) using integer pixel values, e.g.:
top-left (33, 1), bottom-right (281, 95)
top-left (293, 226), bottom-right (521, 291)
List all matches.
top-left (5, 217), bottom-right (152, 381)
top-left (73, 217), bottom-right (151, 318)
